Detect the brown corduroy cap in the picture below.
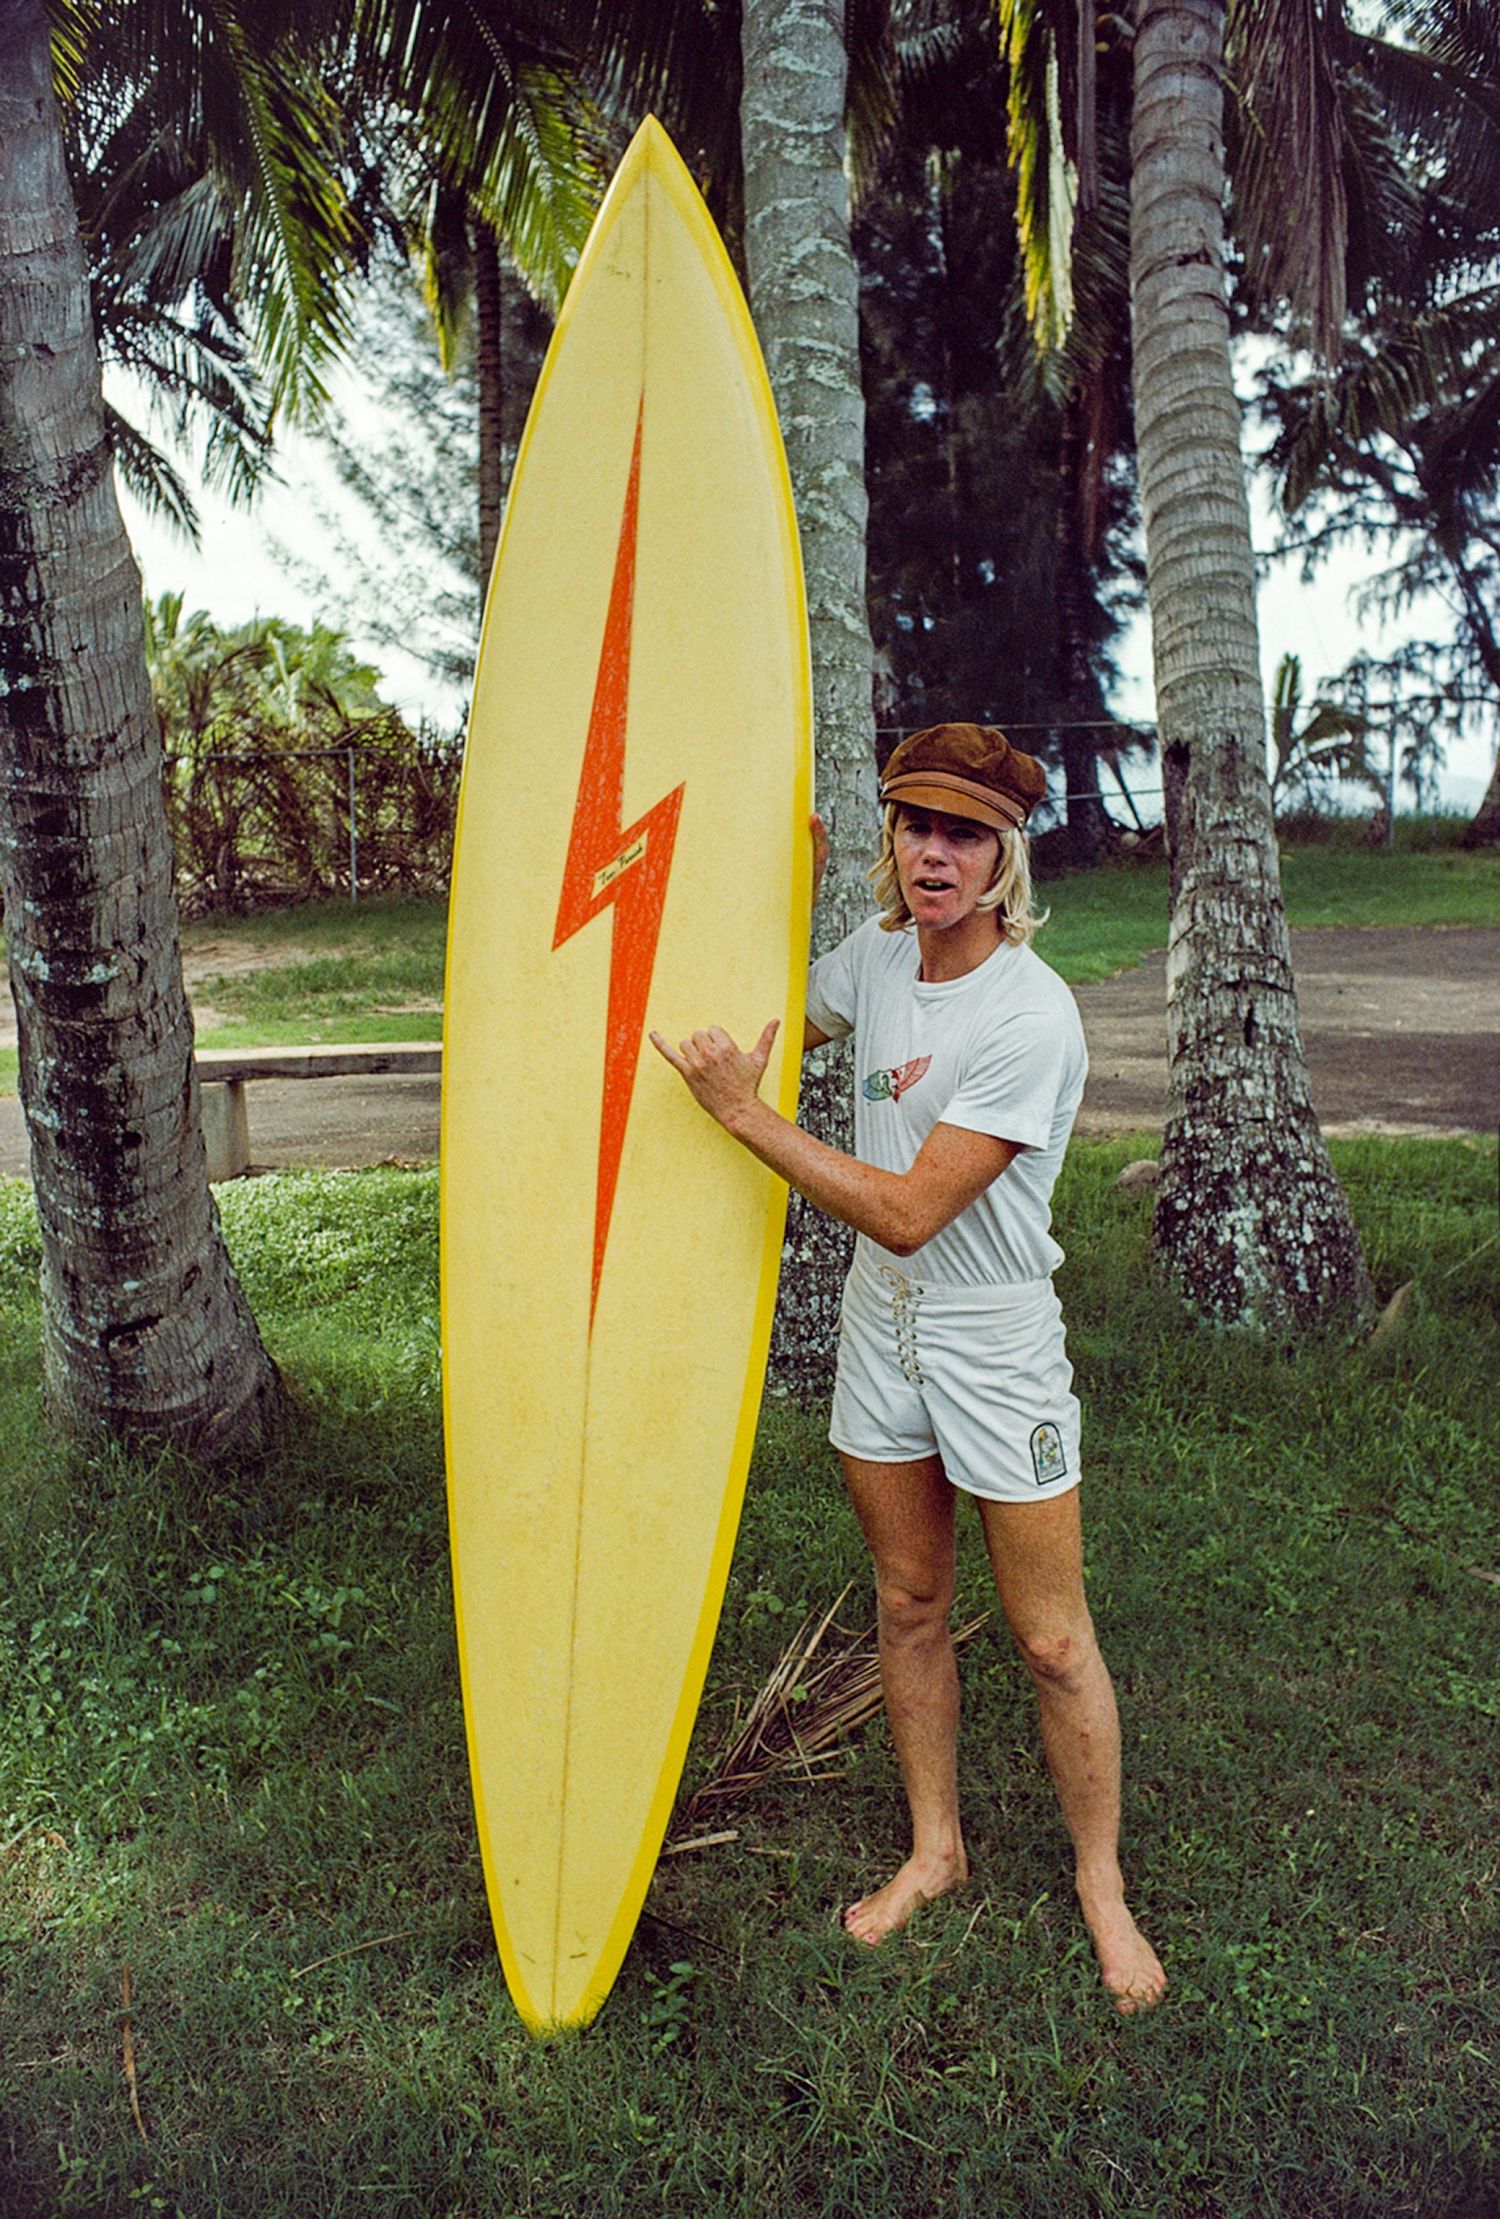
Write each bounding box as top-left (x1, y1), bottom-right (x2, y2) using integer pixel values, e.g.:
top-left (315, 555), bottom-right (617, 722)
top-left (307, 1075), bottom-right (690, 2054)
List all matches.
top-left (880, 722), bottom-right (1047, 833)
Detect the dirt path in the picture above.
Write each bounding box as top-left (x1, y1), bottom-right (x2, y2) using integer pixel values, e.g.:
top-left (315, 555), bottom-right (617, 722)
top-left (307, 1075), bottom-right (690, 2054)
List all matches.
top-left (0, 925), bottom-right (1494, 1178)
top-left (1073, 925), bottom-right (1499, 1138)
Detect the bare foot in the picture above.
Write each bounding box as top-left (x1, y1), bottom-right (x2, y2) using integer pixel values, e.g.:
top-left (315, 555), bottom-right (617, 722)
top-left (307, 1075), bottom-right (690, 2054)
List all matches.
top-left (1078, 1879), bottom-right (1167, 2014)
top-left (843, 1847), bottom-right (968, 1946)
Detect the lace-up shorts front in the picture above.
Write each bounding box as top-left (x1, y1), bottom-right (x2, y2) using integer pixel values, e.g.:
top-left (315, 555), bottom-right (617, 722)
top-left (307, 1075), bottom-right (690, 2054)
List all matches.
top-left (829, 1257), bottom-right (1082, 1503)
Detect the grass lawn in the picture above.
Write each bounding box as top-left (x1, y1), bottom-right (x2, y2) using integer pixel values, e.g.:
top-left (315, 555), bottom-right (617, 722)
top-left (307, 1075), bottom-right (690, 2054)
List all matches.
top-left (1037, 826), bottom-right (1499, 982)
top-left (0, 1136), bottom-right (1495, 2217)
top-left (184, 895), bottom-right (450, 1050)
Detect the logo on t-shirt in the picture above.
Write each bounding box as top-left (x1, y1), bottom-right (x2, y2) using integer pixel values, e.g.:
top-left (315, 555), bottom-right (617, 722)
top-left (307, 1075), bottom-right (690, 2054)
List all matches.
top-left (863, 1055), bottom-right (932, 1103)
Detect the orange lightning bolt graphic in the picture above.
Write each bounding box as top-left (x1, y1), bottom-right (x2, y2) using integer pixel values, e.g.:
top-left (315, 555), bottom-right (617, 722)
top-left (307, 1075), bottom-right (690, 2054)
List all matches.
top-left (553, 403), bottom-right (684, 1326)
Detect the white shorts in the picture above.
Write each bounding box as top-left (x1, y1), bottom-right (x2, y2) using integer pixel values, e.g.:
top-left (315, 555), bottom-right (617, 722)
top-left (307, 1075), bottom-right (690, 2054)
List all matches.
top-left (829, 1258), bottom-right (1082, 1504)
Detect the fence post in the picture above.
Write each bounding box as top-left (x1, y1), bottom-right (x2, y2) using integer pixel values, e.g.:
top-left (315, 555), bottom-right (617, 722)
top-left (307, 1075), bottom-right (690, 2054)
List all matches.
top-left (348, 745), bottom-right (359, 903)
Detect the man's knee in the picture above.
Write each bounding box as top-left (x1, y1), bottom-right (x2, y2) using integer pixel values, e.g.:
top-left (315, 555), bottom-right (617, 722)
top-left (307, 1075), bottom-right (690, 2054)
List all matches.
top-left (877, 1573), bottom-right (953, 1642)
top-left (1014, 1620), bottom-right (1095, 1689)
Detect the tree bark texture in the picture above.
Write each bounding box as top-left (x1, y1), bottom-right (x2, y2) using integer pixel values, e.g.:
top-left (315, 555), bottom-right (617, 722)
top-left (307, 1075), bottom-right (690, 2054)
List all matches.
top-left (1129, 0), bottom-right (1373, 1331)
top-left (1462, 741), bottom-right (1500, 847)
top-left (0, 2), bottom-right (281, 1454)
top-left (474, 222), bottom-right (504, 604)
top-left (741, 0), bottom-right (880, 1393)
top-left (1056, 388), bottom-right (1115, 865)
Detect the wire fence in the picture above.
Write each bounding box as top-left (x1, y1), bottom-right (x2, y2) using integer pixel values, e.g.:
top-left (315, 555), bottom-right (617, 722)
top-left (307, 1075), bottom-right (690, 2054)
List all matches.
top-left (161, 734), bottom-right (461, 913)
top-left (159, 712), bottom-right (1437, 912)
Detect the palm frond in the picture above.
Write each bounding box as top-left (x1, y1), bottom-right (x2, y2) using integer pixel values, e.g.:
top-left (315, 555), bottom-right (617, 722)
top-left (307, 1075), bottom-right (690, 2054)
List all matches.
top-left (1228, 0), bottom-right (1349, 360)
top-left (890, 15), bottom-right (969, 90)
top-left (347, 5), bottom-right (600, 306)
top-left (1261, 283), bottom-right (1497, 509)
top-left (210, 28), bottom-right (358, 419)
top-left (1343, 26), bottom-right (1500, 253)
top-left (100, 167), bottom-right (234, 306)
top-left (566, 0), bottom-right (739, 187)
top-left (104, 401), bottom-right (201, 540)
top-left (458, 63), bottom-right (598, 304)
top-left (675, 1591), bottom-right (991, 1827)
top-left (1377, 0), bottom-right (1500, 79)
top-left (1057, 112), bottom-right (1130, 386)
top-left (45, 0), bottom-right (95, 98)
top-left (845, 0), bottom-right (901, 187)
top-left (1333, 66), bottom-right (1428, 313)
top-left (61, 0), bottom-right (360, 422)
top-left (996, 0), bottom-right (1076, 355)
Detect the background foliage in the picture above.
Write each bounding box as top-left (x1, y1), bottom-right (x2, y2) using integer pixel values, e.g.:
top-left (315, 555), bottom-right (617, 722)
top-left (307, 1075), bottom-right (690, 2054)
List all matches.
top-left (146, 595), bottom-right (459, 910)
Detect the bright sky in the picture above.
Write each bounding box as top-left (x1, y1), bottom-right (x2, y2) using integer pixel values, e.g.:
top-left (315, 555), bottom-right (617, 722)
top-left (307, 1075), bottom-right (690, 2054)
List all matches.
top-left (114, 367), bottom-right (1494, 816)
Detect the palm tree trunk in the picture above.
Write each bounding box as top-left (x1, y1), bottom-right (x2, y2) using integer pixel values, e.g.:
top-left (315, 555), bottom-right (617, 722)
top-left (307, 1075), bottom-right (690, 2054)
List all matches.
top-left (1056, 387), bottom-right (1115, 865)
top-left (1450, 548), bottom-right (1500, 846)
top-left (0, 1), bottom-right (280, 1454)
top-left (1129, 0), bottom-right (1373, 1330)
top-left (741, 0), bottom-right (880, 1392)
top-left (1463, 742), bottom-right (1500, 847)
top-left (474, 221), bottom-right (505, 604)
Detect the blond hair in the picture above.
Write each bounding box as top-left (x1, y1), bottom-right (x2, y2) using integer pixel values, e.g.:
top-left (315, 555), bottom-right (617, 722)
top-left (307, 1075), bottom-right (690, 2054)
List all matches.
top-left (868, 804), bottom-right (1048, 943)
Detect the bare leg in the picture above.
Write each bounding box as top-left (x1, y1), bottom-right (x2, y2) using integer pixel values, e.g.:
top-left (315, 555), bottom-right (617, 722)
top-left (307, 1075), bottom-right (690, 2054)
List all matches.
top-left (977, 1491), bottom-right (1166, 2013)
top-left (839, 1453), bottom-right (969, 1942)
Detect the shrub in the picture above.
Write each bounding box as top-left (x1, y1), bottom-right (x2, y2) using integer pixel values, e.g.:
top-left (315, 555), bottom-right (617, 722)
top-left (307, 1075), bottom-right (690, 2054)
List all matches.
top-left (147, 595), bottom-right (461, 911)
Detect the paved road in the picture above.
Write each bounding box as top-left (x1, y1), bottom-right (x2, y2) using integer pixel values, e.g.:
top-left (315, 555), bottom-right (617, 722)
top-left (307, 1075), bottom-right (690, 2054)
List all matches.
top-left (0, 926), bottom-right (1494, 1180)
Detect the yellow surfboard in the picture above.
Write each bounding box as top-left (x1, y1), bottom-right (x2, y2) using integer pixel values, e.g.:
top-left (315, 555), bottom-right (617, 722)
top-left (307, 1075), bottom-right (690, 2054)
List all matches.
top-left (440, 117), bottom-right (812, 2033)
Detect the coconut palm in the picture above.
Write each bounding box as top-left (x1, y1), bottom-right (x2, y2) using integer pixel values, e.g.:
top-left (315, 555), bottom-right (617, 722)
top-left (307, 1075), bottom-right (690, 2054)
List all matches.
top-left (1131, 4), bottom-right (1375, 1313)
top-left (736, 0), bottom-right (886, 1387)
top-left (0, 0), bottom-right (284, 1452)
top-left (1128, 0), bottom-right (1376, 1327)
top-left (0, 0), bottom-right (609, 1452)
top-left (998, 0), bottom-right (1394, 1327)
top-left (1253, 0), bottom-right (1500, 843)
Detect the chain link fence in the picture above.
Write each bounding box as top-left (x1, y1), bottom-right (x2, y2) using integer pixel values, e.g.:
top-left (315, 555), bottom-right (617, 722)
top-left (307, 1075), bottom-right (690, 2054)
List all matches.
top-left (163, 726), bottom-right (462, 913)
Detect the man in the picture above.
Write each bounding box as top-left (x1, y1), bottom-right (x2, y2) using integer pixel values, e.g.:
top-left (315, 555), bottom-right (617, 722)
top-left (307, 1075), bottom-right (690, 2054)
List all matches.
top-left (652, 722), bottom-right (1165, 2012)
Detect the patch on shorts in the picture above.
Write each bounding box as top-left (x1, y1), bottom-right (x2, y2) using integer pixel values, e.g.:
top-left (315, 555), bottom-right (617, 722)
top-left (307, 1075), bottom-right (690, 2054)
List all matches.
top-left (1030, 1422), bottom-right (1069, 1486)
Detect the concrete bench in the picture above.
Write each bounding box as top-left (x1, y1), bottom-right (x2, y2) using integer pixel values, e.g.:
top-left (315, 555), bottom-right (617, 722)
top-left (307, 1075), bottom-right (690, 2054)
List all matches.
top-left (196, 1043), bottom-right (443, 1181)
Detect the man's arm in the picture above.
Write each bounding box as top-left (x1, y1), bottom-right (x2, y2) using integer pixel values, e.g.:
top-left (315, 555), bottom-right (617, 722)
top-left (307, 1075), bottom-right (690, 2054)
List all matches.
top-left (649, 1020), bottom-right (1018, 1256)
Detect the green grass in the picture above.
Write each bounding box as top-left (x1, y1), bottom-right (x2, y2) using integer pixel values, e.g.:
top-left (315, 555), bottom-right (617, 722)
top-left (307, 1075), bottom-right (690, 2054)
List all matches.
top-left (182, 891), bottom-right (450, 958)
top-left (1, 1137), bottom-right (1495, 2217)
top-left (0, 899), bottom-right (449, 1094)
top-left (186, 896), bottom-right (447, 1049)
top-left (1038, 831), bottom-right (1499, 983)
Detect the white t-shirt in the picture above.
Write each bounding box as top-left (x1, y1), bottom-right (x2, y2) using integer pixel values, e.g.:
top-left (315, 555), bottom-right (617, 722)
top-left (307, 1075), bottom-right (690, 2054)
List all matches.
top-left (805, 916), bottom-right (1087, 1286)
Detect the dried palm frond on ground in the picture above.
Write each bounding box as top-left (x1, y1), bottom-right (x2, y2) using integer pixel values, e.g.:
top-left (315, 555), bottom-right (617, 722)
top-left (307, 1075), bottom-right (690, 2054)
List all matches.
top-left (672, 1589), bottom-right (991, 1837)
